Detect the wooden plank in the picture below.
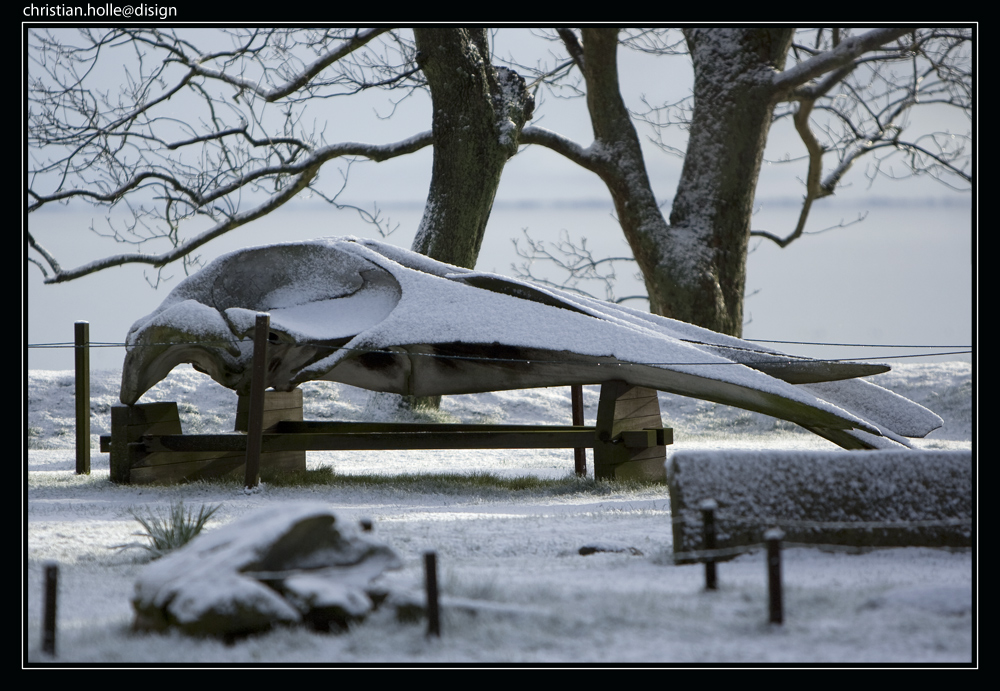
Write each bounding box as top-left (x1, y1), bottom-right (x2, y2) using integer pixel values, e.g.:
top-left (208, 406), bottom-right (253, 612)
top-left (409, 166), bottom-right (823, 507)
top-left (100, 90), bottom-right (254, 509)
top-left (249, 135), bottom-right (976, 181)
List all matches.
top-left (142, 429), bottom-right (602, 453)
top-left (117, 402), bottom-right (182, 428)
top-left (606, 393), bottom-right (661, 423)
top-left (130, 454), bottom-right (246, 485)
top-left (131, 447), bottom-right (245, 468)
top-left (272, 420), bottom-right (590, 434)
top-left (128, 451), bottom-right (303, 485)
top-left (619, 430), bottom-right (657, 448)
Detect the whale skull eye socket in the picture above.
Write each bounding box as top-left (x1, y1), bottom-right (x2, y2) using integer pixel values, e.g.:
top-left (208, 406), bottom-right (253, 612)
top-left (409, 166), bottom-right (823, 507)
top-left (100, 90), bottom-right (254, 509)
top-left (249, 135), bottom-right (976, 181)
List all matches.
top-left (268, 332), bottom-right (280, 344)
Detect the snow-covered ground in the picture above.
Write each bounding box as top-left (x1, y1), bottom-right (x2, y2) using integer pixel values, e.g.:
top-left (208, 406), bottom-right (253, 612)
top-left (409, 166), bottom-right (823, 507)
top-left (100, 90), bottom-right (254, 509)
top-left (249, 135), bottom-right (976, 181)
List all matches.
top-left (25, 362), bottom-right (974, 666)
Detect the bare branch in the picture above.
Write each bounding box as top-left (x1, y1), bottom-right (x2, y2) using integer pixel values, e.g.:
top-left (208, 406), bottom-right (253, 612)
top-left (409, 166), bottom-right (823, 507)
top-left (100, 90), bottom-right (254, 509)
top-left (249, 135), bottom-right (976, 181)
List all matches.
top-left (29, 130), bottom-right (432, 282)
top-left (751, 211), bottom-right (869, 248)
top-left (773, 28), bottom-right (914, 95)
top-left (187, 28), bottom-right (392, 102)
top-left (518, 126), bottom-right (598, 171)
top-left (27, 28), bottom-right (435, 283)
top-left (32, 162), bottom-right (320, 283)
top-left (765, 27), bottom-right (971, 244)
top-left (555, 29), bottom-right (585, 72)
top-left (511, 229), bottom-right (645, 305)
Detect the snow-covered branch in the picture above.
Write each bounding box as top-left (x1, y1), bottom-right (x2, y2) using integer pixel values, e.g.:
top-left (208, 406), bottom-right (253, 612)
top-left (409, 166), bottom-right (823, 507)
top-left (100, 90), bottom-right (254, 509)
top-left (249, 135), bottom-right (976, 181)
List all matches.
top-left (27, 27), bottom-right (438, 284)
top-left (773, 28), bottom-right (913, 96)
top-left (519, 126), bottom-right (598, 171)
top-left (30, 162), bottom-right (321, 284)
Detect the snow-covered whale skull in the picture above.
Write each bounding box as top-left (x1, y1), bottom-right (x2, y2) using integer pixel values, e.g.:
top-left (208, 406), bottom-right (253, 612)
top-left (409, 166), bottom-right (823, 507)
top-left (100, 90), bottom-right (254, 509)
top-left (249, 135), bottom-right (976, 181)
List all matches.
top-left (121, 237), bottom-right (942, 450)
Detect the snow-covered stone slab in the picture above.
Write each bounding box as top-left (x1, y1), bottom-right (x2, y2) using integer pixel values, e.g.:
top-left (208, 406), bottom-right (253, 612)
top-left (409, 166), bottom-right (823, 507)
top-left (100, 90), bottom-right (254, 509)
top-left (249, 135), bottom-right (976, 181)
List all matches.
top-left (119, 236), bottom-right (943, 450)
top-left (667, 449), bottom-right (972, 560)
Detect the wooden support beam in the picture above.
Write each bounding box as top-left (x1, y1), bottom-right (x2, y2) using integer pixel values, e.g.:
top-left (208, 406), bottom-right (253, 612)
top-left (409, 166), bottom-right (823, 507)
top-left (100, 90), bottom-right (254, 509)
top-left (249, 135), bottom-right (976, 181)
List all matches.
top-left (108, 402), bottom-right (183, 483)
top-left (105, 390), bottom-right (307, 485)
top-left (235, 390), bottom-right (304, 432)
top-left (593, 381), bottom-right (668, 481)
top-left (140, 428), bottom-right (604, 453)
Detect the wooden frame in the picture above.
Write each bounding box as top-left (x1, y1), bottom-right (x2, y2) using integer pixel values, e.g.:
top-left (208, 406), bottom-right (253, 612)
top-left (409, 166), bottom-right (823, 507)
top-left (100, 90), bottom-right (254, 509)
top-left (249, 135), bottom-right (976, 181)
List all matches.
top-left (101, 381), bottom-right (672, 485)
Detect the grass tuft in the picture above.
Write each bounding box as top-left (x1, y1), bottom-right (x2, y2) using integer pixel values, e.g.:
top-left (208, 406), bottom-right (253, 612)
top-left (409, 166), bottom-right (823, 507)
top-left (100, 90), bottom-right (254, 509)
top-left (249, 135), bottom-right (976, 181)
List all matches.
top-left (128, 501), bottom-right (220, 559)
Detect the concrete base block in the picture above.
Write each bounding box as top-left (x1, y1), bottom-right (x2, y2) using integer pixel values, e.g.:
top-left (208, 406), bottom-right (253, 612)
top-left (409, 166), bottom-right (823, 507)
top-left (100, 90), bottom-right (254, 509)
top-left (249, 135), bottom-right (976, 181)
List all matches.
top-left (667, 449), bottom-right (972, 561)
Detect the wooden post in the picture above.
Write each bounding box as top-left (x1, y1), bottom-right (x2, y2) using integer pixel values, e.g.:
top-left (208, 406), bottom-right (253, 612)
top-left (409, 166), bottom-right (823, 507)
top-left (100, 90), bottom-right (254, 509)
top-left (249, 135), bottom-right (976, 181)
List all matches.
top-left (766, 528), bottom-right (784, 625)
top-left (571, 384), bottom-right (586, 476)
top-left (244, 313), bottom-right (270, 489)
top-left (701, 499), bottom-right (718, 590)
top-left (42, 562), bottom-right (58, 656)
top-left (74, 321), bottom-right (90, 475)
top-left (424, 551), bottom-right (440, 638)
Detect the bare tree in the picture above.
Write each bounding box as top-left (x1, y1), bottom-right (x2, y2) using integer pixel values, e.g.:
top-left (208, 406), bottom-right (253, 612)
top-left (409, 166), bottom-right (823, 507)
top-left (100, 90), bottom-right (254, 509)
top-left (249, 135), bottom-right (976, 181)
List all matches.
top-left (517, 27), bottom-right (971, 336)
top-left (27, 27), bottom-right (532, 284)
top-left (28, 26), bottom-right (970, 343)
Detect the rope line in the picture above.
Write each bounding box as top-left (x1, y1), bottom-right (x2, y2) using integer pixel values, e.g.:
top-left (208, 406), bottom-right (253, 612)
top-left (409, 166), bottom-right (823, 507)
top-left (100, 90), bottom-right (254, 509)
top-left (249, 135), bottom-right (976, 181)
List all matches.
top-left (745, 339), bottom-right (972, 348)
top-left (26, 338), bottom-right (971, 365)
top-left (29, 338), bottom-right (972, 350)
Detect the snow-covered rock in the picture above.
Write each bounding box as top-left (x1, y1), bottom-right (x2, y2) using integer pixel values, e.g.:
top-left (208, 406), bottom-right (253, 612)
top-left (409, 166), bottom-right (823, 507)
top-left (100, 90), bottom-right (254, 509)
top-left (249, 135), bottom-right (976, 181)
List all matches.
top-left (132, 503), bottom-right (402, 639)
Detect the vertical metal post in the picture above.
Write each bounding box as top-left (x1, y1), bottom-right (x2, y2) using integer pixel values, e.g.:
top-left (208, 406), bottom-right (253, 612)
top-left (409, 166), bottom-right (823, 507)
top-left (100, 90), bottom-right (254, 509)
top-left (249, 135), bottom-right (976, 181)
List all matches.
top-left (74, 321), bottom-right (90, 475)
top-left (701, 499), bottom-right (718, 590)
top-left (571, 384), bottom-right (586, 476)
top-left (424, 551), bottom-right (440, 638)
top-left (766, 528), bottom-right (784, 625)
top-left (244, 313), bottom-right (269, 489)
top-left (42, 562), bottom-right (58, 656)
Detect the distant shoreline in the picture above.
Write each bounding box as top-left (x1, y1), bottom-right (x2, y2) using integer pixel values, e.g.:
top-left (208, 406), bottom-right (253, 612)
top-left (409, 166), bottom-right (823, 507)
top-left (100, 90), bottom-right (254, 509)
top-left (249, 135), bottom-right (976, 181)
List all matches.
top-left (29, 195), bottom-right (971, 215)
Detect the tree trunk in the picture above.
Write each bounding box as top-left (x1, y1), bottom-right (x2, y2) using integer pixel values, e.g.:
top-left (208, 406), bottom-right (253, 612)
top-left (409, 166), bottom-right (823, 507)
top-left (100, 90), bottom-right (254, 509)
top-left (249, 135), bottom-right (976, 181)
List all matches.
top-left (576, 29), bottom-right (675, 323)
top-left (411, 28), bottom-right (533, 268)
top-left (553, 29), bottom-right (792, 338)
top-left (383, 29), bottom-right (533, 411)
top-left (661, 28), bottom-right (794, 336)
